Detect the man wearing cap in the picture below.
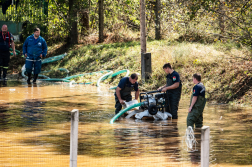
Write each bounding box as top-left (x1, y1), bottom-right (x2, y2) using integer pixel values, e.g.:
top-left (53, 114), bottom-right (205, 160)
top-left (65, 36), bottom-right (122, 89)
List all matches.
top-left (0, 24), bottom-right (16, 81)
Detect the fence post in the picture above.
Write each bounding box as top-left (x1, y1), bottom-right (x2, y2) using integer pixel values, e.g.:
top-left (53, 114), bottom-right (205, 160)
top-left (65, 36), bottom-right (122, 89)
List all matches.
top-left (70, 109), bottom-right (79, 167)
top-left (201, 126), bottom-right (210, 167)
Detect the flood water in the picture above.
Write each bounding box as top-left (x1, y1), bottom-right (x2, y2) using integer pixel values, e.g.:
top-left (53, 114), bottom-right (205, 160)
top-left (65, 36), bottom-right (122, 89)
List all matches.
top-left (0, 81), bottom-right (252, 167)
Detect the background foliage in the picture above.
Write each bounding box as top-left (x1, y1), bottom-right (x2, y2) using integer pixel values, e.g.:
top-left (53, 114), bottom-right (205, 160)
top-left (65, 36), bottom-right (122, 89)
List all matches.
top-left (0, 0), bottom-right (251, 46)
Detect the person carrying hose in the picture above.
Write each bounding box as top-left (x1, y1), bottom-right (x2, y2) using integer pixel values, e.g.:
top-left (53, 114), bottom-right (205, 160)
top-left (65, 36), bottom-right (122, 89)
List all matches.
top-left (0, 24), bottom-right (16, 81)
top-left (23, 28), bottom-right (47, 84)
top-left (187, 73), bottom-right (206, 128)
top-left (158, 63), bottom-right (182, 119)
top-left (115, 73), bottom-right (139, 114)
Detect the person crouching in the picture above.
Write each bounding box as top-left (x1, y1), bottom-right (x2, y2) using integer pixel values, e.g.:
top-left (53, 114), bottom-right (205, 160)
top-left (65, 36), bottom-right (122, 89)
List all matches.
top-left (115, 73), bottom-right (139, 114)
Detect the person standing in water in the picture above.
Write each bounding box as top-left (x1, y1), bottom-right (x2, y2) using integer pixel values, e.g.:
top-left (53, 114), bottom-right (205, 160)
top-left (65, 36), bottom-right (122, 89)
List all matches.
top-left (0, 24), bottom-right (16, 81)
top-left (23, 28), bottom-right (47, 84)
top-left (158, 63), bottom-right (182, 119)
top-left (187, 73), bottom-right (206, 128)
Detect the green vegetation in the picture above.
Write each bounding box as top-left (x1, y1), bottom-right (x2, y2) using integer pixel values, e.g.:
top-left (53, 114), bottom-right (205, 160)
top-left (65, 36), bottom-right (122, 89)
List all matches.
top-left (1, 0), bottom-right (251, 106)
top-left (40, 39), bottom-right (252, 106)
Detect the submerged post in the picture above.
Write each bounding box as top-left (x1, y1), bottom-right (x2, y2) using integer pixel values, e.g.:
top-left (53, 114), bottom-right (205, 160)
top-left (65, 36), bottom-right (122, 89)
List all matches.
top-left (201, 126), bottom-right (210, 167)
top-left (70, 109), bottom-right (79, 167)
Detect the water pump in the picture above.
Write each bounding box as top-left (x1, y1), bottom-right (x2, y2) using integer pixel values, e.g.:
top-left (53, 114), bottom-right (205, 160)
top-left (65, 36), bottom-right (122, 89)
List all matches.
top-left (134, 90), bottom-right (172, 120)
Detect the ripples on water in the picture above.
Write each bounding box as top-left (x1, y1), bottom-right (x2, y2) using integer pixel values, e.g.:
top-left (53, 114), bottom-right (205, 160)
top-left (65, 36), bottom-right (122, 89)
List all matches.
top-left (0, 81), bottom-right (251, 167)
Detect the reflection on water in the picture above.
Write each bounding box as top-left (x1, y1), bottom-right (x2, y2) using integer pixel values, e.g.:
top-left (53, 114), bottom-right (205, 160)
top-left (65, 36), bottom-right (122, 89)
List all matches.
top-left (0, 81), bottom-right (252, 167)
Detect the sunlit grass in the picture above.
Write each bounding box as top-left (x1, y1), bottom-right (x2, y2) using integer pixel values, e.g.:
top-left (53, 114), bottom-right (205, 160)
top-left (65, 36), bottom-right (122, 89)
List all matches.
top-left (44, 39), bottom-right (251, 105)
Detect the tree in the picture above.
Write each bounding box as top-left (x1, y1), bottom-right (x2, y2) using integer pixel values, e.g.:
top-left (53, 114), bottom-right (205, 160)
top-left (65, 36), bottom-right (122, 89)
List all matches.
top-left (218, 0), bottom-right (225, 35)
top-left (69, 0), bottom-right (78, 44)
top-left (155, 0), bottom-right (161, 40)
top-left (79, 8), bottom-right (89, 36)
top-left (98, 0), bottom-right (104, 43)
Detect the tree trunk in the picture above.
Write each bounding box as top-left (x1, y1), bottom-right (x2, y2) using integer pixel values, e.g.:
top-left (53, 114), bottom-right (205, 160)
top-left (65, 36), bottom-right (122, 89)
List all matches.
top-left (155, 0), bottom-right (161, 40)
top-left (69, 0), bottom-right (78, 44)
top-left (98, 0), bottom-right (104, 43)
top-left (218, 0), bottom-right (225, 35)
top-left (79, 9), bottom-right (89, 36)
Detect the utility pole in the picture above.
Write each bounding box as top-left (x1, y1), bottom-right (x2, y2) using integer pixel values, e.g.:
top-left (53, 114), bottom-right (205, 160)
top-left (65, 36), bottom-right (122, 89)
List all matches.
top-left (155, 0), bottom-right (161, 40)
top-left (140, 0), bottom-right (146, 82)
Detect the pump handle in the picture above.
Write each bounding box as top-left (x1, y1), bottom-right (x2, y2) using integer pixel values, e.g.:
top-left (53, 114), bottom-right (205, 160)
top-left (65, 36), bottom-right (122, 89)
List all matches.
top-left (146, 90), bottom-right (162, 94)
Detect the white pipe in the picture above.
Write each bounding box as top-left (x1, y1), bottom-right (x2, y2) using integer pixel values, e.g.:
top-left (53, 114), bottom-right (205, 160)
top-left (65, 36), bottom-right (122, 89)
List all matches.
top-left (201, 126), bottom-right (210, 167)
top-left (124, 69), bottom-right (130, 77)
top-left (70, 109), bottom-right (79, 167)
top-left (96, 71), bottom-right (113, 87)
top-left (21, 64), bottom-right (27, 79)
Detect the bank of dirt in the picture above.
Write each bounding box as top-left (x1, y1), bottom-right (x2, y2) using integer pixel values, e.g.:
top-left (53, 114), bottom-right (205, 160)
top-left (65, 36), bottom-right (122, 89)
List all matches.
top-left (9, 40), bottom-right (252, 107)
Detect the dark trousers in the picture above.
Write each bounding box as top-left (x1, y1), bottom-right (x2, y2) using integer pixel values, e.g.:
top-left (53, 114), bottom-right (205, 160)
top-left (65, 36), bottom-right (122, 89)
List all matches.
top-left (115, 95), bottom-right (132, 114)
top-left (166, 93), bottom-right (181, 119)
top-left (0, 51), bottom-right (10, 79)
top-left (25, 56), bottom-right (42, 74)
top-left (187, 109), bottom-right (203, 128)
top-left (187, 97), bottom-right (206, 128)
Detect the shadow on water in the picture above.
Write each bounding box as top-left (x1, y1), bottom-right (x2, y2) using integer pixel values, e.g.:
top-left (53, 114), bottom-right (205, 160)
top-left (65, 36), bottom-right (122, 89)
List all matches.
top-left (0, 80), bottom-right (68, 88)
top-left (20, 119), bottom-right (182, 159)
top-left (0, 80), bottom-right (29, 87)
top-left (0, 107), bottom-right (8, 131)
top-left (0, 99), bottom-right (72, 132)
top-left (0, 92), bottom-right (113, 132)
top-left (1, 83), bottom-right (252, 166)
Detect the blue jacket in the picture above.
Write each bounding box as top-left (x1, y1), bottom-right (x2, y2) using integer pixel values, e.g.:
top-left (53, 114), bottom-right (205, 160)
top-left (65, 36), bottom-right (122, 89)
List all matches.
top-left (23, 35), bottom-right (47, 58)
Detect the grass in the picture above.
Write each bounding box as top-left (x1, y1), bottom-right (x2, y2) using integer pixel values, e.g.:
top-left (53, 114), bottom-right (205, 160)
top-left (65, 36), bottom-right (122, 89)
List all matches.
top-left (12, 38), bottom-right (252, 106)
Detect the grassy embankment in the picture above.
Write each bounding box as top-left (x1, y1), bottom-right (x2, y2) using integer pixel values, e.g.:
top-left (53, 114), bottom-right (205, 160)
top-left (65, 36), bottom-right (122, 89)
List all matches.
top-left (18, 39), bottom-right (252, 106)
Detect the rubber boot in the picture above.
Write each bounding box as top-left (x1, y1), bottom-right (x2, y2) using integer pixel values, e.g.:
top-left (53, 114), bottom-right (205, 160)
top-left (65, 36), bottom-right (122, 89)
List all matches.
top-left (3, 68), bottom-right (7, 81)
top-left (33, 74), bottom-right (38, 83)
top-left (27, 72), bottom-right (31, 84)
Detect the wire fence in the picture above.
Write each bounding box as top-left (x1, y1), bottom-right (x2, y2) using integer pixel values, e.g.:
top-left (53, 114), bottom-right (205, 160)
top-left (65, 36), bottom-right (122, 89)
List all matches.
top-left (0, 0), bottom-right (47, 23)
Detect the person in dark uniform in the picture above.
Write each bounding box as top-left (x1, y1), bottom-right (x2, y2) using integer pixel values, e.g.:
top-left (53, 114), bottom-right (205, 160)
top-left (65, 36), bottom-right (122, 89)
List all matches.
top-left (158, 63), bottom-right (182, 119)
top-left (115, 73), bottom-right (139, 114)
top-left (23, 28), bottom-right (47, 84)
top-left (187, 73), bottom-right (206, 128)
top-left (0, 24), bottom-right (16, 81)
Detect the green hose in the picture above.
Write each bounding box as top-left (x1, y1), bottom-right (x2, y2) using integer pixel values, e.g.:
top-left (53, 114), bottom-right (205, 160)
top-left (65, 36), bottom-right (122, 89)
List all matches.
top-left (39, 78), bottom-right (71, 82)
top-left (42, 53), bottom-right (66, 64)
top-left (38, 74), bottom-right (50, 79)
top-left (108, 69), bottom-right (130, 90)
top-left (63, 70), bottom-right (111, 80)
top-left (109, 69), bottom-right (130, 78)
top-left (73, 82), bottom-right (93, 85)
top-left (20, 52), bottom-right (130, 87)
top-left (109, 87), bottom-right (117, 90)
top-left (9, 48), bottom-right (20, 55)
top-left (110, 102), bottom-right (144, 124)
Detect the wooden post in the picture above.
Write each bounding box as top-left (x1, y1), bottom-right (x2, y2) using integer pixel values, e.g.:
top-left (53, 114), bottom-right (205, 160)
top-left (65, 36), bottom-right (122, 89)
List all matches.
top-left (155, 0), bottom-right (161, 40)
top-left (140, 0), bottom-right (146, 82)
top-left (144, 53), bottom-right (152, 80)
top-left (70, 109), bottom-right (79, 167)
top-left (201, 126), bottom-right (210, 167)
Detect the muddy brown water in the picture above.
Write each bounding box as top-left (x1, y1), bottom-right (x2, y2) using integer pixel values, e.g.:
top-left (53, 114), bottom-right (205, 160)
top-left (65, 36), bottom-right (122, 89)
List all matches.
top-left (0, 81), bottom-right (252, 167)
